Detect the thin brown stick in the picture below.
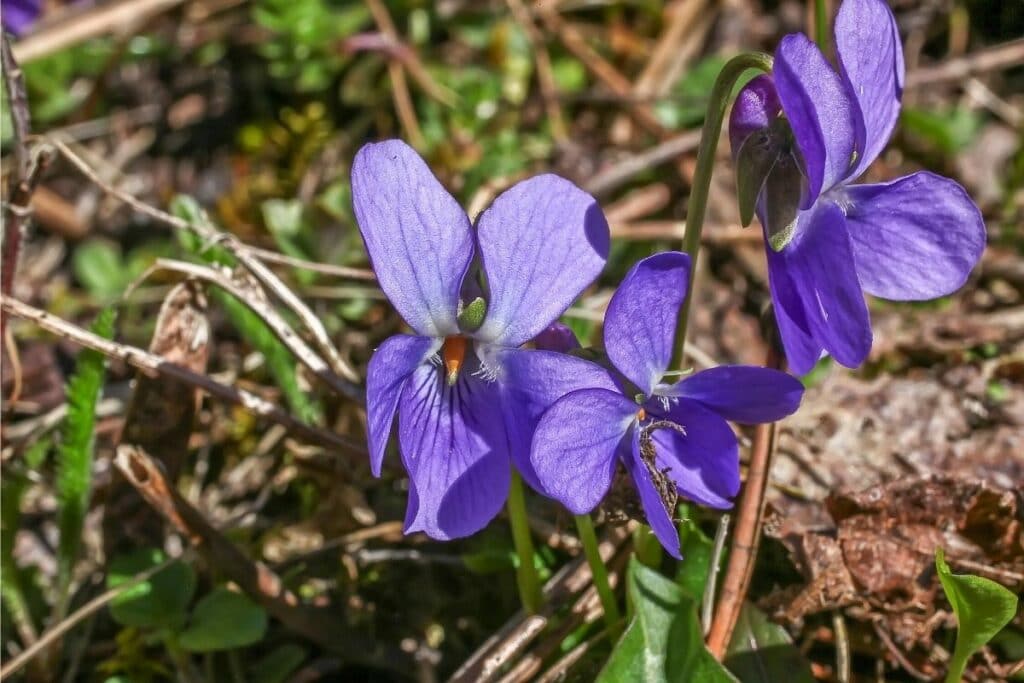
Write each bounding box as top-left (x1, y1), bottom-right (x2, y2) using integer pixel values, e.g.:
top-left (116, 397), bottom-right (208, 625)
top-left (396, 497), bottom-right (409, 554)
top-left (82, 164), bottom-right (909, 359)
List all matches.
top-left (0, 556), bottom-right (180, 678)
top-left (364, 0), bottom-right (425, 148)
top-left (113, 445), bottom-right (412, 674)
top-left (1, 295), bottom-right (364, 457)
top-left (44, 137), bottom-right (360, 383)
top-left (449, 525), bottom-right (630, 683)
top-left (706, 346), bottom-right (783, 659)
top-left (905, 38), bottom-right (1024, 88)
top-left (2, 34), bottom-right (33, 338)
top-left (583, 129), bottom-right (702, 196)
top-left (506, 0), bottom-right (568, 141)
top-left (147, 259), bottom-right (362, 401)
top-left (11, 0), bottom-right (187, 63)
top-left (536, 7), bottom-right (668, 138)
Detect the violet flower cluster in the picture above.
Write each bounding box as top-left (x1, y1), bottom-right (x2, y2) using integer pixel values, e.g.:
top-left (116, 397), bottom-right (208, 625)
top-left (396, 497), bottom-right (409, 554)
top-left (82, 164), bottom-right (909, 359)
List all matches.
top-left (353, 0), bottom-right (986, 559)
top-left (354, 143), bottom-right (804, 555)
top-left (729, 0), bottom-right (985, 374)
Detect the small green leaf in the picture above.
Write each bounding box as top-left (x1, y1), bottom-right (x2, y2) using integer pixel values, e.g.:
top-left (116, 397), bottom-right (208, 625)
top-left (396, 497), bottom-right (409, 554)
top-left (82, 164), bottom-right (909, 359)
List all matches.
top-left (56, 307), bottom-right (116, 615)
top-left (178, 587), bottom-right (268, 652)
top-left (598, 559), bottom-right (736, 682)
top-left (936, 547), bottom-right (1019, 683)
top-left (249, 644), bottom-right (308, 683)
top-left (261, 198), bottom-right (304, 238)
top-left (724, 603), bottom-right (814, 683)
top-left (108, 549), bottom-right (195, 630)
top-left (73, 240), bottom-right (128, 298)
top-left (675, 514), bottom-right (713, 600)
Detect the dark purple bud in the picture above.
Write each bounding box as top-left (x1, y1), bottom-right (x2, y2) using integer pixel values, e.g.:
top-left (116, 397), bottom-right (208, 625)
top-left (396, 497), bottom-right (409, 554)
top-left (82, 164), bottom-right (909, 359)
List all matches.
top-left (532, 322), bottom-right (580, 353)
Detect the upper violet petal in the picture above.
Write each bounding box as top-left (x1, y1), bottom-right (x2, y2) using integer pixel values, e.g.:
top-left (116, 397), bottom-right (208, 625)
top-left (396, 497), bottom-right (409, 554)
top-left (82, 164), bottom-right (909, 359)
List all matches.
top-left (496, 347), bottom-right (620, 489)
top-left (603, 252), bottom-right (691, 396)
top-left (366, 334), bottom-right (439, 477)
top-left (397, 364), bottom-right (511, 540)
top-left (530, 388), bottom-right (636, 515)
top-left (626, 429), bottom-right (682, 559)
top-left (648, 398), bottom-right (741, 510)
top-left (774, 33), bottom-right (859, 206)
top-left (844, 172), bottom-right (986, 300)
top-left (777, 200), bottom-right (872, 369)
top-left (352, 140), bottom-right (474, 337)
top-left (475, 174), bottom-right (610, 347)
top-left (835, 0), bottom-right (905, 178)
top-left (667, 365), bottom-right (804, 424)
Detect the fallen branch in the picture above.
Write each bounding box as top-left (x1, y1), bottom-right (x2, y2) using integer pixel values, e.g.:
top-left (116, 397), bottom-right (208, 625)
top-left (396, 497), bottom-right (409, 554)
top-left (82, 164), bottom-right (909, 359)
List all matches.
top-left (113, 444), bottom-right (412, 674)
top-left (0, 555), bottom-right (182, 679)
top-left (1, 295), bottom-right (364, 457)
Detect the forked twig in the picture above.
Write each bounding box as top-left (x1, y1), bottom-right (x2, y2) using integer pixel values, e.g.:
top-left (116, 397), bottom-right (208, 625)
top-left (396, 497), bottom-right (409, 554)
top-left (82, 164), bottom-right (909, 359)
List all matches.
top-left (113, 445), bottom-right (412, 674)
top-left (1, 295), bottom-right (364, 457)
top-left (42, 136), bottom-right (363, 384)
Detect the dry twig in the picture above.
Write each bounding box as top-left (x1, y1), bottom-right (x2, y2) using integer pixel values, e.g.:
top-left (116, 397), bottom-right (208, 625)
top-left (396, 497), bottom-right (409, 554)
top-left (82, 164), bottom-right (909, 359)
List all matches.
top-left (113, 445), bottom-right (412, 674)
top-left (0, 295), bottom-right (364, 456)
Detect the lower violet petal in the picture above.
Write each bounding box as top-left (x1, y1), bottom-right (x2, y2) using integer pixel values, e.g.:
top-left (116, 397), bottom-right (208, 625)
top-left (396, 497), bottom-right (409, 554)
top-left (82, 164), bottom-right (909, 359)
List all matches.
top-left (765, 243), bottom-right (824, 374)
top-left (780, 200), bottom-right (872, 369)
top-left (397, 365), bottom-right (511, 540)
top-left (529, 388), bottom-right (636, 515)
top-left (844, 172), bottom-right (986, 301)
top-left (649, 398), bottom-right (741, 510)
top-left (366, 334), bottom-right (439, 476)
top-left (626, 429), bottom-right (682, 559)
top-left (668, 365), bottom-right (805, 424)
top-left (497, 348), bottom-right (620, 489)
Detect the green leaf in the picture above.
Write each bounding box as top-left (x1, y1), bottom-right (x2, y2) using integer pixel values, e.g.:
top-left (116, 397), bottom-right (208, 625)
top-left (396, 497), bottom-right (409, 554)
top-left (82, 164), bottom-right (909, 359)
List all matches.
top-left (56, 308), bottom-right (116, 614)
top-left (178, 587), bottom-right (268, 652)
top-left (73, 241), bottom-right (129, 299)
top-left (724, 603), bottom-right (814, 683)
top-left (108, 549), bottom-right (195, 630)
top-left (901, 107), bottom-right (983, 155)
top-left (936, 547), bottom-right (1019, 683)
top-left (249, 644), bottom-right (308, 683)
top-left (599, 559), bottom-right (737, 682)
top-left (675, 514), bottom-right (714, 600)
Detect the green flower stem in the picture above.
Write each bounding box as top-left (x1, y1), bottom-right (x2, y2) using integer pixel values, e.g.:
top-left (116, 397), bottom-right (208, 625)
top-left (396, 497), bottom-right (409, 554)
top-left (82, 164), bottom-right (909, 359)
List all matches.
top-left (575, 514), bottom-right (622, 640)
top-left (507, 469), bottom-right (542, 614)
top-left (672, 51), bottom-right (774, 370)
top-left (814, 0), bottom-right (831, 54)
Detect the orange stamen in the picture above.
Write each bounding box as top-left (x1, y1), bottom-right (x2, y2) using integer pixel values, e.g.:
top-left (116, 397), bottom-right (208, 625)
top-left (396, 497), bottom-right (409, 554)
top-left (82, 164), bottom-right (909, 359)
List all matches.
top-left (442, 335), bottom-right (467, 386)
top-left (637, 408), bottom-right (646, 421)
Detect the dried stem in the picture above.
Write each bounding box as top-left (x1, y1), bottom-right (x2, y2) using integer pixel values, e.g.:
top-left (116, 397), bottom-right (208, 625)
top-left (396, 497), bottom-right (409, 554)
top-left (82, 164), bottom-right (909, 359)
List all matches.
top-left (705, 346), bottom-right (782, 658)
top-left (1, 295), bottom-right (364, 457)
top-left (2, 34), bottom-right (33, 337)
top-left (43, 137), bottom-right (361, 384)
top-left (0, 555), bottom-right (183, 679)
top-left (112, 445), bottom-right (413, 674)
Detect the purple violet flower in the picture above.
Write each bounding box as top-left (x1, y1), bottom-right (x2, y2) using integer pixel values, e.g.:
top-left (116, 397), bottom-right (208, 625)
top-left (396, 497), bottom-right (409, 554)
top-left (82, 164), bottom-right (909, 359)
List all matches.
top-left (354, 139), bottom-right (615, 541)
top-left (2, 0), bottom-right (43, 35)
top-left (529, 252), bottom-right (804, 557)
top-left (728, 0), bottom-right (985, 374)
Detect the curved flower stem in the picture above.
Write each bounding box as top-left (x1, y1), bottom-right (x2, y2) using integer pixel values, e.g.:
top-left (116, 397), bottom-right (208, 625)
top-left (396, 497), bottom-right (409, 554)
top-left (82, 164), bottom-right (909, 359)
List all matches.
top-left (814, 0), bottom-right (831, 54)
top-left (507, 469), bottom-right (542, 614)
top-left (671, 51), bottom-right (773, 370)
top-left (574, 514), bottom-right (622, 640)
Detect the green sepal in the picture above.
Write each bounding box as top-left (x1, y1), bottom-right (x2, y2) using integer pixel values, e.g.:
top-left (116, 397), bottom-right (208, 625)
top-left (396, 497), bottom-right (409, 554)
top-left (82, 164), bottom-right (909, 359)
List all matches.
top-left (457, 297), bottom-right (487, 332)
